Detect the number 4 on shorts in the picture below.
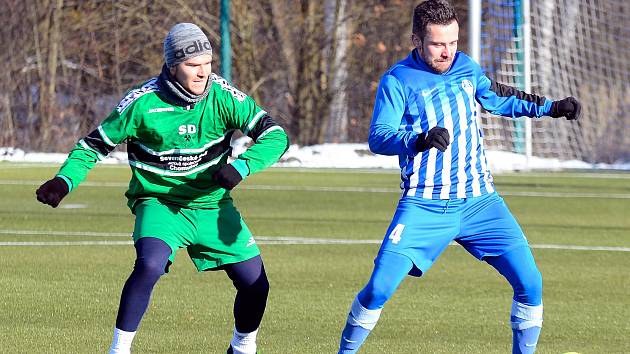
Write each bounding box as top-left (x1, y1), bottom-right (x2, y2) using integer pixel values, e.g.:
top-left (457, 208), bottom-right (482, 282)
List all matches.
top-left (388, 224), bottom-right (405, 244)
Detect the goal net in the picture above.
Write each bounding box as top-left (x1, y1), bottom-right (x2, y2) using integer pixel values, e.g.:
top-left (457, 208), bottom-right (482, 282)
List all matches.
top-left (476, 0), bottom-right (630, 166)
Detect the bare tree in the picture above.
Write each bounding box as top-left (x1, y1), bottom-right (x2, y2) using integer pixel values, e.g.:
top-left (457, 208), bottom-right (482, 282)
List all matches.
top-left (0, 0), bottom-right (481, 151)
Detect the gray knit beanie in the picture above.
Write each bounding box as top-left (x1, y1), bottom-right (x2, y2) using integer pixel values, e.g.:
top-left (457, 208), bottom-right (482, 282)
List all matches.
top-left (163, 23), bottom-right (213, 68)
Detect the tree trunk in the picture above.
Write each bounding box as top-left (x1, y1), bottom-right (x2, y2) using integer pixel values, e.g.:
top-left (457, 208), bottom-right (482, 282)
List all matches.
top-left (323, 0), bottom-right (350, 143)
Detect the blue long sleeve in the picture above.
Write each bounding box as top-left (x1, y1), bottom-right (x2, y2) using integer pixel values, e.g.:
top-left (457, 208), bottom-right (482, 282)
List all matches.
top-left (475, 75), bottom-right (553, 118)
top-left (368, 74), bottom-right (419, 156)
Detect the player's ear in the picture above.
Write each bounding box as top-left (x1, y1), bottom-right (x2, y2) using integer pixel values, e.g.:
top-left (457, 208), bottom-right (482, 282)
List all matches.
top-left (411, 34), bottom-right (422, 48)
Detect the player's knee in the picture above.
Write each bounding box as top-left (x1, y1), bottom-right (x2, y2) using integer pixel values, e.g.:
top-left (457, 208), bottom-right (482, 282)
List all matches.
top-left (515, 269), bottom-right (543, 305)
top-left (236, 271), bottom-right (269, 298)
top-left (132, 237), bottom-right (170, 282)
top-left (359, 282), bottom-right (395, 309)
top-left (251, 272), bottom-right (270, 297)
top-left (371, 284), bottom-right (394, 305)
top-left (133, 257), bottom-right (166, 281)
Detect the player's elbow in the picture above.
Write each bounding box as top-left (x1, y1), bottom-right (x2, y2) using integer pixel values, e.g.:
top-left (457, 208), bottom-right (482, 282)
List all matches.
top-left (368, 130), bottom-right (384, 154)
top-left (368, 124), bottom-right (398, 155)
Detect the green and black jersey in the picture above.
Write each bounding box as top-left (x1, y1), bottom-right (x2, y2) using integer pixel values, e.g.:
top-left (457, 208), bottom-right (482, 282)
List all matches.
top-left (56, 74), bottom-right (289, 209)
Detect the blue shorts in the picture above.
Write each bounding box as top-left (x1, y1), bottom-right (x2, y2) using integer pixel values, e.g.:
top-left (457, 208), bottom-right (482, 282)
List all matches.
top-left (377, 192), bottom-right (528, 276)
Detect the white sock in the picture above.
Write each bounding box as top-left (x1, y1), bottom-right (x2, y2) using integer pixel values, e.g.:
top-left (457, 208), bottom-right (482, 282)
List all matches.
top-left (347, 296), bottom-right (382, 330)
top-left (109, 327), bottom-right (136, 354)
top-left (230, 328), bottom-right (258, 354)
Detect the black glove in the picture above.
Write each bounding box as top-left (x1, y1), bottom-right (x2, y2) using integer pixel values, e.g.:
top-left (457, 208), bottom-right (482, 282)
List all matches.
top-left (213, 164), bottom-right (243, 190)
top-left (416, 126), bottom-right (450, 152)
top-left (550, 97), bottom-right (581, 120)
top-left (36, 177), bottom-right (70, 208)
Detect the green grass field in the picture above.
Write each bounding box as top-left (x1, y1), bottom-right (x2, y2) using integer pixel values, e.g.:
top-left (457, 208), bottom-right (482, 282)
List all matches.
top-left (1, 163), bottom-right (629, 353)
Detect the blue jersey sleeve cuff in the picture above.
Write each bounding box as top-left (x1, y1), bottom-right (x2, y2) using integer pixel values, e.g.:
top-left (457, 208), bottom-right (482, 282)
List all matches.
top-left (231, 159), bottom-right (250, 179)
top-left (543, 98), bottom-right (554, 116)
top-left (409, 134), bottom-right (421, 155)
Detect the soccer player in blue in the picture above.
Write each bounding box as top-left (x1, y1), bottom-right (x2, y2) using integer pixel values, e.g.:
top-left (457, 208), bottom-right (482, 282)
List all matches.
top-left (337, 1), bottom-right (581, 353)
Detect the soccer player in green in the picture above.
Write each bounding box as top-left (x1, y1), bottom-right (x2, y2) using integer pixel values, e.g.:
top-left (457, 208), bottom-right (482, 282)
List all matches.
top-left (35, 23), bottom-right (288, 354)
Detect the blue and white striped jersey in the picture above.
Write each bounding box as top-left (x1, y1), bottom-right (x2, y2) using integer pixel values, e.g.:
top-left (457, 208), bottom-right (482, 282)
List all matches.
top-left (369, 50), bottom-right (552, 199)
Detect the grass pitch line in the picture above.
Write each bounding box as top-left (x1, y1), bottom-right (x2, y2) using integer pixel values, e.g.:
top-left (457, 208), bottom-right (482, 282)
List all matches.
top-left (257, 238), bottom-right (630, 252)
top-left (529, 244), bottom-right (630, 252)
top-left (0, 229), bottom-right (131, 237)
top-left (3, 162), bottom-right (630, 178)
top-left (500, 172), bottom-right (630, 179)
top-left (256, 236), bottom-right (382, 244)
top-left (499, 191), bottom-right (630, 199)
top-left (244, 184), bottom-right (400, 193)
top-left (1, 231), bottom-right (629, 252)
top-left (0, 180), bottom-right (128, 187)
top-left (242, 186), bottom-right (630, 199)
top-left (0, 241), bottom-right (133, 246)
top-left (0, 180), bottom-right (400, 192)
top-left (4, 180), bottom-right (630, 199)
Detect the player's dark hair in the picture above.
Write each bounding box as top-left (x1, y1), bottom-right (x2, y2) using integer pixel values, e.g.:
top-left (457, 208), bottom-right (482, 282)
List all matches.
top-left (412, 0), bottom-right (459, 40)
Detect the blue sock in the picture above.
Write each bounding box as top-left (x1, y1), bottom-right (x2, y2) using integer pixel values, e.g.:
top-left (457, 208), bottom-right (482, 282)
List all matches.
top-left (511, 301), bottom-right (543, 354)
top-left (512, 325), bottom-right (542, 354)
top-left (339, 324), bottom-right (371, 354)
top-left (338, 297), bottom-right (382, 354)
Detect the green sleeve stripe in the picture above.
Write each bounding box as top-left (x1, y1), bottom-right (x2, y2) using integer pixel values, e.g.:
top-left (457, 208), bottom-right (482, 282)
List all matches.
top-left (79, 139), bottom-right (105, 160)
top-left (243, 110), bottom-right (267, 135)
top-left (97, 125), bottom-right (116, 147)
top-left (255, 125), bottom-right (285, 142)
top-left (56, 175), bottom-right (74, 191)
